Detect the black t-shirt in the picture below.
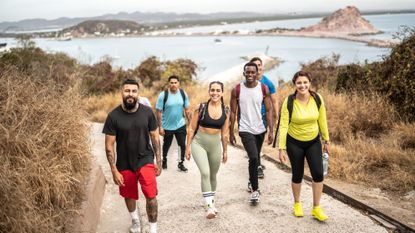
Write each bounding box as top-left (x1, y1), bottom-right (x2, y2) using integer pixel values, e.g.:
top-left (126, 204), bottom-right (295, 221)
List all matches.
top-left (102, 105), bottom-right (158, 171)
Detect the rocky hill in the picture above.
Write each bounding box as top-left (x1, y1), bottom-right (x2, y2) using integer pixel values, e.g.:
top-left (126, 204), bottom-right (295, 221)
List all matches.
top-left (62, 20), bottom-right (148, 36)
top-left (302, 6), bottom-right (381, 35)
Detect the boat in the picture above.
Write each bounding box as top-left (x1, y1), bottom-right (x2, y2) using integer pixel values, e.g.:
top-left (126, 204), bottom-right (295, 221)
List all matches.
top-left (0, 43), bottom-right (9, 53)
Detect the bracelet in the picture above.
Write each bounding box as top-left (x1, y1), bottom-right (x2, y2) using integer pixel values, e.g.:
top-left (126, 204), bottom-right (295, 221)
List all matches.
top-left (323, 141), bottom-right (330, 145)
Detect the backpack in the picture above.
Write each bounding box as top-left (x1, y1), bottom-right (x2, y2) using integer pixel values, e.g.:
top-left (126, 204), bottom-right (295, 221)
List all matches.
top-left (287, 91), bottom-right (321, 123)
top-left (272, 91), bottom-right (322, 148)
top-left (235, 82), bottom-right (267, 101)
top-left (162, 89), bottom-right (186, 111)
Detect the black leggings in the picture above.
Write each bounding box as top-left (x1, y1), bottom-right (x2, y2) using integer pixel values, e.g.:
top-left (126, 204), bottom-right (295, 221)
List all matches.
top-left (163, 125), bottom-right (187, 162)
top-left (239, 132), bottom-right (266, 191)
top-left (286, 134), bottom-right (324, 183)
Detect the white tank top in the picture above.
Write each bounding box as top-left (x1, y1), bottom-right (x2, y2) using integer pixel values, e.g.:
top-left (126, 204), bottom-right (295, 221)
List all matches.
top-left (238, 82), bottom-right (266, 134)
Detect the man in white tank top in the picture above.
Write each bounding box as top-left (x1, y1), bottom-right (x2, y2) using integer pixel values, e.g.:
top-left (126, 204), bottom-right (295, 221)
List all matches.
top-left (229, 62), bottom-right (274, 204)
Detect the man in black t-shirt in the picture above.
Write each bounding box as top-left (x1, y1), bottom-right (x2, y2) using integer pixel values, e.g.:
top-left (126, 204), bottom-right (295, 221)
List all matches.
top-left (103, 79), bottom-right (161, 233)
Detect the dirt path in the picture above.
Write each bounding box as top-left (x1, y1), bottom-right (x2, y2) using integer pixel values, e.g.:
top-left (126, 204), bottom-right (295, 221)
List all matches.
top-left (92, 123), bottom-right (387, 233)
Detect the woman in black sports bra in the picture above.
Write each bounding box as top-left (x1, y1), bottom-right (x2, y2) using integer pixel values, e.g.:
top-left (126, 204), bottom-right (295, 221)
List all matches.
top-left (185, 81), bottom-right (230, 219)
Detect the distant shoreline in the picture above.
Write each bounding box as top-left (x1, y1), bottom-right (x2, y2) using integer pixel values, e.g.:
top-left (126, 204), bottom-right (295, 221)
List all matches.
top-left (41, 31), bottom-right (392, 48)
top-left (1, 11), bottom-right (409, 48)
top-left (2, 12), bottom-right (414, 39)
top-left (2, 32), bottom-right (389, 49)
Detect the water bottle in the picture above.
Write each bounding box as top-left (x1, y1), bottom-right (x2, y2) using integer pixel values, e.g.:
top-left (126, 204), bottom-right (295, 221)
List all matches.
top-left (322, 152), bottom-right (329, 176)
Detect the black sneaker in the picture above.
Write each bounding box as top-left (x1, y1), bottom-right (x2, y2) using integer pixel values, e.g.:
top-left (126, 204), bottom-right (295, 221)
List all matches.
top-left (178, 162), bottom-right (188, 172)
top-left (258, 166), bottom-right (264, 179)
top-left (162, 160), bottom-right (167, 170)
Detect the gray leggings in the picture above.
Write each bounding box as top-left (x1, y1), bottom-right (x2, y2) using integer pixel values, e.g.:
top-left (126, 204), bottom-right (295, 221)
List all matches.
top-left (191, 131), bottom-right (222, 192)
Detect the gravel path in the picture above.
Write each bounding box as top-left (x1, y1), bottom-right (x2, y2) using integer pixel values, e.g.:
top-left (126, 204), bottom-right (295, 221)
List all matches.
top-left (92, 123), bottom-right (387, 233)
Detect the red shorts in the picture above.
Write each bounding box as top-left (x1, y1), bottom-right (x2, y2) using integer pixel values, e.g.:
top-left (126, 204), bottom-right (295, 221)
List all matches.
top-left (119, 164), bottom-right (158, 200)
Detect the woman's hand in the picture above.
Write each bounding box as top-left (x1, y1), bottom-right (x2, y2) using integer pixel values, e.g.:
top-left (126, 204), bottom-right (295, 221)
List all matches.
top-left (278, 149), bottom-right (288, 164)
top-left (323, 141), bottom-right (330, 154)
top-left (185, 146), bottom-right (191, 161)
top-left (222, 151), bottom-right (228, 164)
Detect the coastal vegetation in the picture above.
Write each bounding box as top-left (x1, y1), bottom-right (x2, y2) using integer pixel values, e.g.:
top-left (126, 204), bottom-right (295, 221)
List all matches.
top-left (0, 39), bottom-right (90, 232)
top-left (0, 28), bottom-right (414, 231)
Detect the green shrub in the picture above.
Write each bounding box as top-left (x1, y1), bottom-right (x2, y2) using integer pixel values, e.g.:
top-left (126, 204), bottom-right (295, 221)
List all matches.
top-left (336, 27), bottom-right (415, 121)
top-left (300, 53), bottom-right (340, 91)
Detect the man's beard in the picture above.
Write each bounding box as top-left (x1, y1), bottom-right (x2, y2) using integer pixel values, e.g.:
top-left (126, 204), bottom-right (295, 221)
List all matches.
top-left (123, 97), bottom-right (137, 110)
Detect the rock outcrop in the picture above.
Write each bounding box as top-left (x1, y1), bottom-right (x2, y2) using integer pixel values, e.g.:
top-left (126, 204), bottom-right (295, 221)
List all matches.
top-left (302, 6), bottom-right (380, 35)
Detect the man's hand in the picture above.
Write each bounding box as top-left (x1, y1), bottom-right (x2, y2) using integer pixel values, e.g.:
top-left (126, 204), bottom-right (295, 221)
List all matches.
top-left (267, 131), bottom-right (274, 145)
top-left (111, 169), bottom-right (125, 186)
top-left (159, 128), bottom-right (165, 136)
top-left (229, 133), bottom-right (236, 146)
top-left (155, 161), bottom-right (162, 176)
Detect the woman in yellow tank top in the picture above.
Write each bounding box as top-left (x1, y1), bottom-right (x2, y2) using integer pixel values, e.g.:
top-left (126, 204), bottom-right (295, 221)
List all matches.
top-left (278, 71), bottom-right (330, 221)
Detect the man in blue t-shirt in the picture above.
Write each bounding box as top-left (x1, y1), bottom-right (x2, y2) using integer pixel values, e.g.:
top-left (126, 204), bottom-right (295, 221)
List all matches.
top-left (156, 75), bottom-right (191, 172)
top-left (250, 57), bottom-right (279, 179)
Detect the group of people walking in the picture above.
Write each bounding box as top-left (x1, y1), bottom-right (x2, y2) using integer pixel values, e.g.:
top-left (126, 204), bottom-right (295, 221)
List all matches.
top-left (102, 57), bottom-right (330, 233)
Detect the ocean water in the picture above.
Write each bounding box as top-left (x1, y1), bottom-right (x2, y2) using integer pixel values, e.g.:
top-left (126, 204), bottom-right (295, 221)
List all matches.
top-left (1, 13), bottom-right (413, 83)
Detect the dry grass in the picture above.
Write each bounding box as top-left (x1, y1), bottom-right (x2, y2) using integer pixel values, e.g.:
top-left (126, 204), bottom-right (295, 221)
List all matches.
top-left (324, 90), bottom-right (397, 142)
top-left (330, 130), bottom-right (415, 192)
top-left (0, 67), bottom-right (90, 232)
top-left (269, 85), bottom-right (414, 193)
top-left (84, 92), bottom-right (121, 123)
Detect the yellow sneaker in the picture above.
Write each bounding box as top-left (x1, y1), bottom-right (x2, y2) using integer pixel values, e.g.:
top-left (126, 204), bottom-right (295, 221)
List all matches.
top-left (311, 206), bottom-right (328, 221)
top-left (293, 202), bottom-right (304, 217)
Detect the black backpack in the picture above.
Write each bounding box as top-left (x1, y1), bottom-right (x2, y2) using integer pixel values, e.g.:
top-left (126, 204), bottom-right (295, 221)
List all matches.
top-left (163, 89), bottom-right (186, 111)
top-left (287, 92), bottom-right (321, 123)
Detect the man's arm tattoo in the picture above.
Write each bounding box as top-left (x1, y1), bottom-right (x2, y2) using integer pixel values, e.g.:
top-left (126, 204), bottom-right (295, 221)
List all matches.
top-left (105, 148), bottom-right (115, 165)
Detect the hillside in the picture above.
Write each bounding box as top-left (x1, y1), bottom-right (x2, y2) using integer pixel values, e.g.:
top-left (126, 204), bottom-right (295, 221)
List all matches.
top-left (301, 6), bottom-right (381, 35)
top-left (62, 20), bottom-right (147, 36)
top-left (0, 12), bottom-right (271, 32)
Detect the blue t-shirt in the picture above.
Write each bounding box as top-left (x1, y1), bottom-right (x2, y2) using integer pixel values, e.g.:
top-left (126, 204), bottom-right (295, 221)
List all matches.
top-left (260, 75), bottom-right (276, 127)
top-left (156, 90), bottom-right (190, 130)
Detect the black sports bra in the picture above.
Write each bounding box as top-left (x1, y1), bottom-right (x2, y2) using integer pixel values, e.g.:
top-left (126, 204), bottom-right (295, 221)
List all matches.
top-left (199, 104), bottom-right (226, 129)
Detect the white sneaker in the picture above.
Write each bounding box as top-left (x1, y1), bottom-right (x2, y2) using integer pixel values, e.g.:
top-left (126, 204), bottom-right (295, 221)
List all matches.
top-left (129, 219), bottom-right (140, 233)
top-left (206, 205), bottom-right (217, 219)
top-left (250, 190), bottom-right (260, 203)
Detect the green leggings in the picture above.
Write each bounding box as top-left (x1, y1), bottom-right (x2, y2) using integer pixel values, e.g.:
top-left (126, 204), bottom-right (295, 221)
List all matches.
top-left (191, 131), bottom-right (222, 192)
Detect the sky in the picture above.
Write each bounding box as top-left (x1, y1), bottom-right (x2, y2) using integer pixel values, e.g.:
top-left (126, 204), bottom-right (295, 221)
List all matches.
top-left (1, 0), bottom-right (414, 22)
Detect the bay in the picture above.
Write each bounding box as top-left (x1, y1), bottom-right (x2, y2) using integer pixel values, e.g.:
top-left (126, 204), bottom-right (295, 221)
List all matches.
top-left (1, 13), bottom-right (413, 83)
